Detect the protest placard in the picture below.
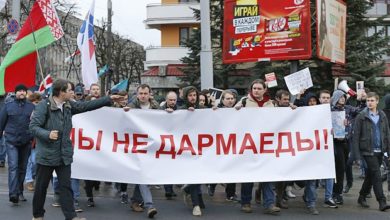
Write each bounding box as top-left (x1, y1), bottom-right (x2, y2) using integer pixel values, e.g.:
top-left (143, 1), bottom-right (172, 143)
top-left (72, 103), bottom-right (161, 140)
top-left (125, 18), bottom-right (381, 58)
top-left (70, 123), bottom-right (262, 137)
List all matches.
top-left (265, 72), bottom-right (277, 88)
top-left (331, 111), bottom-right (346, 139)
top-left (209, 88), bottom-right (223, 100)
top-left (284, 68), bottom-right (313, 95)
top-left (356, 81), bottom-right (364, 97)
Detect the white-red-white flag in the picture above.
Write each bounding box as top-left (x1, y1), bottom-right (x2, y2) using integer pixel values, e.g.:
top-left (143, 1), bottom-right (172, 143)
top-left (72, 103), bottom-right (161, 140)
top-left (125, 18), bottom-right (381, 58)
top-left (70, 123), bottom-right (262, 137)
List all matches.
top-left (38, 74), bottom-right (53, 93)
top-left (76, 0), bottom-right (98, 90)
top-left (64, 49), bottom-right (80, 63)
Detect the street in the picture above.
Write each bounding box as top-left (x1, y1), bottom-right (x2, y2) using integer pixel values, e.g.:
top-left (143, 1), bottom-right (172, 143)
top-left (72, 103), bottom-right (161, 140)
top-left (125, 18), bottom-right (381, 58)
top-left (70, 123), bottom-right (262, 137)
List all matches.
top-left (0, 164), bottom-right (390, 220)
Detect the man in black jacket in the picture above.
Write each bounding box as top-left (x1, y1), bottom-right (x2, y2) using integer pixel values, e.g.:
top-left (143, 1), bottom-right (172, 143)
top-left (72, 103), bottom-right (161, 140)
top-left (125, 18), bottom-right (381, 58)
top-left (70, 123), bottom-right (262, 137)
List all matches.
top-left (353, 92), bottom-right (390, 211)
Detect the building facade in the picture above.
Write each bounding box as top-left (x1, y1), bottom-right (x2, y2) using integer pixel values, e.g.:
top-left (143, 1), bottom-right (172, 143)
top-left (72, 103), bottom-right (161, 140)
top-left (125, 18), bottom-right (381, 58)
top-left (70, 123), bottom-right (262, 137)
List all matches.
top-left (366, 0), bottom-right (390, 78)
top-left (142, 0), bottom-right (200, 91)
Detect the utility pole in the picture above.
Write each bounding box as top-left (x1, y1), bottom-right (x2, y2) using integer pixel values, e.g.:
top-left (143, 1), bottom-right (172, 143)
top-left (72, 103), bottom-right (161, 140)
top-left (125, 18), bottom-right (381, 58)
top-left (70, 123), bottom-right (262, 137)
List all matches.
top-left (106, 0), bottom-right (113, 92)
top-left (200, 0), bottom-right (213, 90)
top-left (12, 0), bottom-right (20, 23)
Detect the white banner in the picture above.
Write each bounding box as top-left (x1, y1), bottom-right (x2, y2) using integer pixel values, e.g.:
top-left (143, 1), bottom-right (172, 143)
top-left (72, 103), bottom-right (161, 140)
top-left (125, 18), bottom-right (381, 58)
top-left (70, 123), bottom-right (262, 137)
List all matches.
top-left (71, 105), bottom-right (335, 184)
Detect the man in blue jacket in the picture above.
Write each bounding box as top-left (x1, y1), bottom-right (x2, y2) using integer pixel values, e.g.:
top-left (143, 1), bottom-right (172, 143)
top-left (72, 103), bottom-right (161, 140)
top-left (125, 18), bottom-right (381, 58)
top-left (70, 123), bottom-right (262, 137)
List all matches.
top-left (0, 84), bottom-right (35, 204)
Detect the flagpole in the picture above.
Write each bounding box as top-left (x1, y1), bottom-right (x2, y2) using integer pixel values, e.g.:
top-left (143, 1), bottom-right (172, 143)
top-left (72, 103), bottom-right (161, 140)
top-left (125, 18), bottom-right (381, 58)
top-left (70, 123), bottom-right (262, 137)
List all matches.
top-left (21, 4), bottom-right (45, 83)
top-left (66, 47), bottom-right (81, 83)
top-left (63, 34), bottom-right (81, 83)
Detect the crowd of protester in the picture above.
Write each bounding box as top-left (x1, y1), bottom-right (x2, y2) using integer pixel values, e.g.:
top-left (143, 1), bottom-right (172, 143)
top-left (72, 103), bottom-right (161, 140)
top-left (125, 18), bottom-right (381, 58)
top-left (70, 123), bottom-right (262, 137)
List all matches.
top-left (1, 78), bottom-right (390, 220)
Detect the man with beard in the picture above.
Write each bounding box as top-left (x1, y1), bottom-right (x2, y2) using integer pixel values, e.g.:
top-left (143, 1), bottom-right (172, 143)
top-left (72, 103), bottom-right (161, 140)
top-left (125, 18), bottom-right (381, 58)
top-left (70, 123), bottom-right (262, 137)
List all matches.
top-left (0, 84), bottom-right (35, 204)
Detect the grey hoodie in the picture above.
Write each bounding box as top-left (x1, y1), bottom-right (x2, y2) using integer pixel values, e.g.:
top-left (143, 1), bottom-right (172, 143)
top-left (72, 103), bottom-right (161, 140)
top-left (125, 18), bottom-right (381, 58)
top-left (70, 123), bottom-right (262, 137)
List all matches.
top-left (331, 90), bottom-right (347, 108)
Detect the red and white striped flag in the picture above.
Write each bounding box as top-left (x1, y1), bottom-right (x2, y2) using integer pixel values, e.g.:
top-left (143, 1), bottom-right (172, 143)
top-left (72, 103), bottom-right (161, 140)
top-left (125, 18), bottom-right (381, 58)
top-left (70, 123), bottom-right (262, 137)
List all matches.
top-left (64, 49), bottom-right (80, 63)
top-left (38, 74), bottom-right (53, 93)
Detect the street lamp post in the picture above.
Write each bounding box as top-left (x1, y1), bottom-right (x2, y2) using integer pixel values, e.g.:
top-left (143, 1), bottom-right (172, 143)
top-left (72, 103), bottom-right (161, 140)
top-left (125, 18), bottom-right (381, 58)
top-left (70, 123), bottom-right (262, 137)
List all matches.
top-left (200, 0), bottom-right (213, 90)
top-left (106, 0), bottom-right (113, 92)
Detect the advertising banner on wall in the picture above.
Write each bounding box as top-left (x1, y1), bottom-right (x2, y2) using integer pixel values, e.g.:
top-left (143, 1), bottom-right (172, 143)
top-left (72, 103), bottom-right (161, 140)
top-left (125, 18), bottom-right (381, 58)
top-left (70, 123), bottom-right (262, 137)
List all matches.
top-left (223, 0), bottom-right (312, 64)
top-left (316, 0), bottom-right (346, 64)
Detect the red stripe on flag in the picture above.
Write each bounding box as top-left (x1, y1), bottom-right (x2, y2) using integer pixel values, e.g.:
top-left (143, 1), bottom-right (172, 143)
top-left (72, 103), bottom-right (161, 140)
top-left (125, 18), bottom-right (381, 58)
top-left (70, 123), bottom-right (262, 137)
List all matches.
top-left (46, 76), bottom-right (53, 85)
top-left (88, 39), bottom-right (95, 59)
top-left (4, 53), bottom-right (37, 92)
top-left (38, 82), bottom-right (45, 93)
top-left (16, 2), bottom-right (48, 41)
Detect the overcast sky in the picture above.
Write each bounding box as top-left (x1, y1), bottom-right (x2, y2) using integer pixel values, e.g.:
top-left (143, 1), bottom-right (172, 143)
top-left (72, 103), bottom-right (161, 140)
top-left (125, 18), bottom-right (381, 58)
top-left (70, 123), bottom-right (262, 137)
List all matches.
top-left (73, 0), bottom-right (161, 47)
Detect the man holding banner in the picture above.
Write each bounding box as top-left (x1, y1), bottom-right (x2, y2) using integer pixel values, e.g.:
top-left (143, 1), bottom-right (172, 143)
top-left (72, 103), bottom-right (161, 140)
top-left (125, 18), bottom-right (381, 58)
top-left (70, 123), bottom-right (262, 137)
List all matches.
top-left (179, 86), bottom-right (206, 216)
top-left (126, 84), bottom-right (158, 218)
top-left (30, 79), bottom-right (122, 220)
top-left (235, 79), bottom-right (279, 215)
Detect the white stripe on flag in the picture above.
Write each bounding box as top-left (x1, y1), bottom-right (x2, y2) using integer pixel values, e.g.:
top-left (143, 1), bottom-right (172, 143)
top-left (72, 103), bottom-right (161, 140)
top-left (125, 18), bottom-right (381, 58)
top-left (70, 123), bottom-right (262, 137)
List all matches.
top-left (77, 0), bottom-right (98, 90)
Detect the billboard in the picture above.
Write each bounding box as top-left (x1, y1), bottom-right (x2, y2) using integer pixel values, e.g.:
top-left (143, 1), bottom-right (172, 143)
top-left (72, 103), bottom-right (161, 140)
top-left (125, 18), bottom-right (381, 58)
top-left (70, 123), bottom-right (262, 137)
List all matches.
top-left (316, 0), bottom-right (346, 64)
top-left (222, 0), bottom-right (312, 64)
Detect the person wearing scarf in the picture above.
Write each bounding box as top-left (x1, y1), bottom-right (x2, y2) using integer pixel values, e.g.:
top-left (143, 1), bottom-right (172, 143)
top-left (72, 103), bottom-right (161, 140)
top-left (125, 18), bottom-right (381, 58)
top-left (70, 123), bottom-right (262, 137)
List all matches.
top-left (235, 79), bottom-right (278, 215)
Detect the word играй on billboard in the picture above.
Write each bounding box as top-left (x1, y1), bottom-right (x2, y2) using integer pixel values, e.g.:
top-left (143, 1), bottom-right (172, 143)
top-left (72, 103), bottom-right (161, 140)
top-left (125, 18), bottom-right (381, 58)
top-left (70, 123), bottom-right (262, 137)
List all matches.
top-left (223, 0), bottom-right (312, 64)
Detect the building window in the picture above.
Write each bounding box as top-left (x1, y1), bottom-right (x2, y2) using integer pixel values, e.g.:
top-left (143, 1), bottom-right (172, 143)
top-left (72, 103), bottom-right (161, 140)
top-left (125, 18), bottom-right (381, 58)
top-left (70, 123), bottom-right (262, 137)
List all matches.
top-left (367, 26), bottom-right (376, 37)
top-left (367, 1), bottom-right (390, 15)
top-left (179, 27), bottom-right (190, 46)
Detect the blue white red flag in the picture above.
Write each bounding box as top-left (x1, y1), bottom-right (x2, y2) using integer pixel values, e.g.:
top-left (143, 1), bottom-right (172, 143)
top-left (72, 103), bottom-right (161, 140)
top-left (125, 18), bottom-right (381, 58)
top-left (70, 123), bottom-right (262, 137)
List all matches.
top-left (77, 0), bottom-right (98, 90)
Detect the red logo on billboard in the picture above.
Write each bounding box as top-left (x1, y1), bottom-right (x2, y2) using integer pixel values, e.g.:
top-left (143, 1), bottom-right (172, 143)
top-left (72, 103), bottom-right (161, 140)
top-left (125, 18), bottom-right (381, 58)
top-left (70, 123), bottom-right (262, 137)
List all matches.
top-left (223, 0), bottom-right (312, 63)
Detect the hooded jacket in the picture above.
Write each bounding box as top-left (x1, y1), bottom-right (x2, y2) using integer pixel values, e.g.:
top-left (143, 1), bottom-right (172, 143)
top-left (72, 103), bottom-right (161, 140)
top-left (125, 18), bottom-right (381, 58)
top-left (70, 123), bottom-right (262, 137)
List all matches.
top-left (303, 92), bottom-right (319, 106)
top-left (331, 90), bottom-right (365, 140)
top-left (331, 90), bottom-right (346, 110)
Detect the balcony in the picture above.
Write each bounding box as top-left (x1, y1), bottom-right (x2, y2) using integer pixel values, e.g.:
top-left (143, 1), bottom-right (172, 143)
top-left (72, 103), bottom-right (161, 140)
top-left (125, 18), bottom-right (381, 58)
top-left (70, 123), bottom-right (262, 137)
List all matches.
top-left (144, 46), bottom-right (190, 69)
top-left (145, 3), bottom-right (200, 29)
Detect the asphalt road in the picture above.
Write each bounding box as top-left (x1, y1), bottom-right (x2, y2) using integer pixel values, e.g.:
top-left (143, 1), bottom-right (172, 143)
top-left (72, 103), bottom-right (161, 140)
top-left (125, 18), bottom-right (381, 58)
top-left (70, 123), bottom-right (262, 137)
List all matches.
top-left (0, 164), bottom-right (390, 220)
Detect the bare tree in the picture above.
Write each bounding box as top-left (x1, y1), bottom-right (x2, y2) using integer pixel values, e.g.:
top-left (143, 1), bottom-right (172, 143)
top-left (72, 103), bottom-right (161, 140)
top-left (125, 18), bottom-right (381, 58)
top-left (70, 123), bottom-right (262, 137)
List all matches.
top-left (94, 19), bottom-right (145, 92)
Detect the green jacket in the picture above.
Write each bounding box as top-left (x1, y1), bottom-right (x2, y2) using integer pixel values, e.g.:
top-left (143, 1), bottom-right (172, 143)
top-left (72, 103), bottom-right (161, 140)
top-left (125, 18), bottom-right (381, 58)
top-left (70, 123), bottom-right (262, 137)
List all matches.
top-left (29, 95), bottom-right (112, 166)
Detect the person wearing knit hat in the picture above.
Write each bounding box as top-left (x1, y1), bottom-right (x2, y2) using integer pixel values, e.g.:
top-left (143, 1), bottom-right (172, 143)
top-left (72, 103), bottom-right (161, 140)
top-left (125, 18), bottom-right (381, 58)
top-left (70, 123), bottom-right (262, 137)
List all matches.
top-left (0, 83), bottom-right (35, 204)
top-left (14, 84), bottom-right (28, 93)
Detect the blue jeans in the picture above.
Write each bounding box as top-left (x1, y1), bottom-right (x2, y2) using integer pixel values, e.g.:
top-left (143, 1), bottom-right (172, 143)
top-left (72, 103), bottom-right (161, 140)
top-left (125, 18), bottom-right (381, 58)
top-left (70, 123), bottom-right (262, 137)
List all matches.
top-left (164, 185), bottom-right (173, 194)
top-left (262, 182), bottom-right (275, 208)
top-left (240, 182), bottom-right (275, 208)
top-left (131, 185), bottom-right (154, 209)
top-left (53, 177), bottom-right (80, 200)
top-left (304, 180), bottom-right (317, 208)
top-left (6, 140), bottom-right (31, 198)
top-left (25, 148), bottom-right (36, 183)
top-left (187, 184), bottom-right (202, 207)
top-left (240, 182), bottom-right (254, 205)
top-left (324, 178), bottom-right (334, 201)
top-left (0, 137), bottom-right (6, 162)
